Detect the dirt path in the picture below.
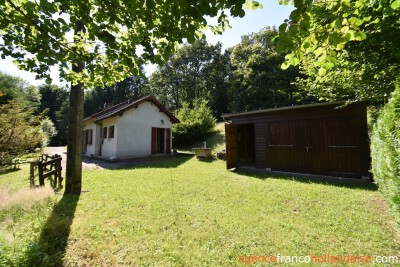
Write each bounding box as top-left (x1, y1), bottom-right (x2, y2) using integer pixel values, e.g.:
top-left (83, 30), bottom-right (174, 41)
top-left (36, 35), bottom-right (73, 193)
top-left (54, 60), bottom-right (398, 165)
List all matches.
top-left (44, 147), bottom-right (154, 170)
top-left (45, 147), bottom-right (108, 170)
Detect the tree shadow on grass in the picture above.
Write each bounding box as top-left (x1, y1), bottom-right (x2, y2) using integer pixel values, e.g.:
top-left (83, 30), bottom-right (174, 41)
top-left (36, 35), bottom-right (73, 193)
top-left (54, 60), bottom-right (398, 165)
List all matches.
top-left (235, 169), bottom-right (378, 191)
top-left (22, 193), bottom-right (80, 266)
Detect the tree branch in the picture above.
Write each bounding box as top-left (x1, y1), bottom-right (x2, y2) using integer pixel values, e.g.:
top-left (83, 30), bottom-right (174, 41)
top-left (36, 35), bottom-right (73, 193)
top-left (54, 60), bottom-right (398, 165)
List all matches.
top-left (5, 0), bottom-right (82, 58)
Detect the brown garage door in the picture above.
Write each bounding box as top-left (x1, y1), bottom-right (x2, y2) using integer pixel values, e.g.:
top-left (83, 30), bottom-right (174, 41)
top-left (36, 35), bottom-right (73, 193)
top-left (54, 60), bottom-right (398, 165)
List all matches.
top-left (326, 118), bottom-right (362, 178)
top-left (267, 118), bottom-right (362, 178)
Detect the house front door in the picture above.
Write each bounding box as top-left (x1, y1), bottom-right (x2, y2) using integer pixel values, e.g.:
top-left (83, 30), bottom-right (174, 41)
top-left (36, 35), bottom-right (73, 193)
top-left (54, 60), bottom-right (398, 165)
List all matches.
top-left (151, 127), bottom-right (165, 154)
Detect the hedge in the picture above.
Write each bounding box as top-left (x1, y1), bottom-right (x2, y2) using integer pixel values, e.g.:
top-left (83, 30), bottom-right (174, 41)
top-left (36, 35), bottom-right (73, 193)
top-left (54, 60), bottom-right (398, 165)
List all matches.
top-left (371, 84), bottom-right (400, 225)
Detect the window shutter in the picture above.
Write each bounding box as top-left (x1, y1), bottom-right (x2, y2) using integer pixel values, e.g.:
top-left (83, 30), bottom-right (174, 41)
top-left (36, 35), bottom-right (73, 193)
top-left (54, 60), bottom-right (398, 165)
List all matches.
top-left (166, 128), bottom-right (171, 154)
top-left (151, 127), bottom-right (157, 154)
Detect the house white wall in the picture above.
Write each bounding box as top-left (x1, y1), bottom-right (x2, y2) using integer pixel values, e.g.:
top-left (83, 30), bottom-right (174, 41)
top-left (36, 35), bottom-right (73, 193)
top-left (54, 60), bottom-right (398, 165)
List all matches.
top-left (116, 101), bottom-right (173, 158)
top-left (99, 116), bottom-right (119, 158)
top-left (83, 122), bottom-right (97, 156)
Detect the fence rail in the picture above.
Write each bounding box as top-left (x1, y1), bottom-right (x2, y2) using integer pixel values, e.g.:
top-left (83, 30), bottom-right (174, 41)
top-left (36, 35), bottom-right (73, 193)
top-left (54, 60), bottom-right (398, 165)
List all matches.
top-left (30, 154), bottom-right (63, 188)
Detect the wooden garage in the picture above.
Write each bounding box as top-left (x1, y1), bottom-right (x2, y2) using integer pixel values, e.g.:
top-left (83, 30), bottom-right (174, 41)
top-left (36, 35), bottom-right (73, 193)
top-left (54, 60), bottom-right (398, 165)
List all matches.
top-left (222, 101), bottom-right (370, 179)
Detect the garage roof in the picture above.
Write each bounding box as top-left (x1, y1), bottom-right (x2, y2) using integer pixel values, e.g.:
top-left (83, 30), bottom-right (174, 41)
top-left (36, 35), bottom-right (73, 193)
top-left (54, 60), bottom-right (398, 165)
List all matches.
top-left (221, 101), bottom-right (348, 120)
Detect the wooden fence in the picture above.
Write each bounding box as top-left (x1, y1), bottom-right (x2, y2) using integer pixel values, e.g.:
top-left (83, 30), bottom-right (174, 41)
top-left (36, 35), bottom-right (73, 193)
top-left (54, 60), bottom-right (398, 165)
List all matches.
top-left (30, 154), bottom-right (63, 188)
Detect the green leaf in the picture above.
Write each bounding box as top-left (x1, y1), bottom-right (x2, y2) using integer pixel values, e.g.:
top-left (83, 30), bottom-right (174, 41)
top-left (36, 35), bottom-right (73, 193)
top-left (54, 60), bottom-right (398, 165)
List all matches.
top-left (289, 9), bottom-right (301, 22)
top-left (391, 0), bottom-right (400, 10)
top-left (353, 31), bottom-right (366, 41)
top-left (314, 47), bottom-right (324, 57)
top-left (348, 17), bottom-right (364, 26)
top-left (45, 77), bottom-right (52, 85)
top-left (288, 25), bottom-right (298, 36)
top-left (251, 1), bottom-right (263, 10)
top-left (302, 41), bottom-right (310, 49)
top-left (335, 43), bottom-right (345, 50)
top-left (279, 23), bottom-right (287, 33)
top-left (245, 0), bottom-right (251, 10)
top-left (289, 56), bottom-right (300, 66)
top-left (318, 67), bottom-right (327, 76)
top-left (281, 60), bottom-right (291, 70)
top-left (340, 26), bottom-right (349, 33)
top-left (370, 18), bottom-right (380, 24)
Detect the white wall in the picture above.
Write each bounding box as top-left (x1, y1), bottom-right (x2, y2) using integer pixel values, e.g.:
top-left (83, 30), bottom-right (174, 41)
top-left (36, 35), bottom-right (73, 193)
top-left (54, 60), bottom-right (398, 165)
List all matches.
top-left (116, 101), bottom-right (173, 158)
top-left (83, 122), bottom-right (103, 157)
top-left (83, 122), bottom-right (96, 156)
top-left (99, 116), bottom-right (119, 158)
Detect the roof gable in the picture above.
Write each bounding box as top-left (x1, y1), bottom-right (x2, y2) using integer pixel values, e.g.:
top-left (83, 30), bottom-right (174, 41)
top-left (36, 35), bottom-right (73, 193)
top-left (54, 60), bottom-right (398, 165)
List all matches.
top-left (84, 95), bottom-right (180, 123)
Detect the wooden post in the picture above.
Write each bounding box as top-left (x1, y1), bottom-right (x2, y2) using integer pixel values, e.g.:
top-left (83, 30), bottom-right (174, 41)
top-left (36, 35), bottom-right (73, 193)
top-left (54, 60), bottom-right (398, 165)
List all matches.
top-left (32, 154), bottom-right (63, 188)
top-left (30, 161), bottom-right (36, 188)
top-left (38, 161), bottom-right (44, 186)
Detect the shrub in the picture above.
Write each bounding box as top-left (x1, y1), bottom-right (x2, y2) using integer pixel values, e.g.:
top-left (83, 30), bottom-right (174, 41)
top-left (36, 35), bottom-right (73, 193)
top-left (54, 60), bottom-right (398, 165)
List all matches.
top-left (371, 84), bottom-right (400, 225)
top-left (0, 101), bottom-right (46, 168)
top-left (173, 99), bottom-right (216, 147)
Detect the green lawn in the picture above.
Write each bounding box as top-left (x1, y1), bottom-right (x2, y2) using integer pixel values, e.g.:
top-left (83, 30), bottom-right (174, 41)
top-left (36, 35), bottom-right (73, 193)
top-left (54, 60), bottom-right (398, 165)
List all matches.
top-left (1, 157), bottom-right (399, 266)
top-left (175, 122), bottom-right (225, 154)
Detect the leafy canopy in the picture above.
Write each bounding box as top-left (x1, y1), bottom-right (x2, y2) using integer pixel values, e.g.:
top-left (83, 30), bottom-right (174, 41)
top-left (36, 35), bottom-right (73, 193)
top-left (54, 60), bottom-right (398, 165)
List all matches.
top-left (276, 0), bottom-right (398, 68)
top-left (275, 0), bottom-right (400, 101)
top-left (0, 0), bottom-right (262, 88)
top-left (228, 27), bottom-right (309, 112)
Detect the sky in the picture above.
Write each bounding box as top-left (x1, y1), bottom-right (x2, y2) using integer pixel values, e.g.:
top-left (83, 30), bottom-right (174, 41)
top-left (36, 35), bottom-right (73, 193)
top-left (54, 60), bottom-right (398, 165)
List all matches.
top-left (0, 1), bottom-right (293, 86)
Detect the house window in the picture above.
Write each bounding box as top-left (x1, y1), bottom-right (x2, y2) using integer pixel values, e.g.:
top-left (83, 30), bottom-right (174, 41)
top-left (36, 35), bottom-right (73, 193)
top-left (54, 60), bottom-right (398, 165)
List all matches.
top-left (102, 127), bottom-right (107, 139)
top-left (88, 129), bottom-right (93, 144)
top-left (84, 130), bottom-right (89, 144)
top-left (108, 126), bottom-right (115, 138)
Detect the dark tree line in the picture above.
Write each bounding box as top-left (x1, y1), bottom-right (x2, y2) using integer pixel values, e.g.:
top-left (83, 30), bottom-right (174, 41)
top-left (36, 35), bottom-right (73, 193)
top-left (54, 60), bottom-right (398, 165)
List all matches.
top-left (148, 27), bottom-right (313, 119)
top-left (84, 69), bottom-right (148, 117)
top-left (38, 84), bottom-right (69, 146)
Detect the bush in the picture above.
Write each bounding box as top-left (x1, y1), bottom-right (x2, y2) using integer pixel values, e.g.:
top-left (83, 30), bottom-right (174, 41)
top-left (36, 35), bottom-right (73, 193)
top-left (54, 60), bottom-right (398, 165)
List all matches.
top-left (173, 100), bottom-right (216, 147)
top-left (0, 101), bottom-right (46, 168)
top-left (371, 84), bottom-right (400, 225)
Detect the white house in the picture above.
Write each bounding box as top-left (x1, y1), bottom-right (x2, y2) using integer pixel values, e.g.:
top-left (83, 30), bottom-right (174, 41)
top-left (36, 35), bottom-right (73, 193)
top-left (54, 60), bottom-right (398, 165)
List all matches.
top-left (82, 95), bottom-right (180, 159)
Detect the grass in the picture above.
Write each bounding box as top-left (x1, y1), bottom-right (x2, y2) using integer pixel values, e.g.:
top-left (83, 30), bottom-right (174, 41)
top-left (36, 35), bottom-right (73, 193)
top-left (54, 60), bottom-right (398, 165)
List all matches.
top-left (176, 123), bottom-right (225, 154)
top-left (0, 187), bottom-right (54, 210)
top-left (1, 157), bottom-right (399, 266)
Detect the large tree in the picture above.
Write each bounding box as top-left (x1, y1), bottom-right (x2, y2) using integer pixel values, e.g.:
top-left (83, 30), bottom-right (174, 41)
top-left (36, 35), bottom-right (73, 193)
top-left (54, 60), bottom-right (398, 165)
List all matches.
top-left (276, 0), bottom-right (400, 102)
top-left (0, 71), bottom-right (41, 106)
top-left (148, 39), bottom-right (231, 118)
top-left (38, 84), bottom-right (69, 145)
top-left (0, 0), bottom-right (261, 193)
top-left (227, 27), bottom-right (309, 112)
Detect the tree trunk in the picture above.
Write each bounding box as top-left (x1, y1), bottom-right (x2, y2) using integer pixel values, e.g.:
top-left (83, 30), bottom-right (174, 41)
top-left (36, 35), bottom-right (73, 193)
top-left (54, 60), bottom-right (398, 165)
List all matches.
top-left (65, 20), bottom-right (85, 194)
